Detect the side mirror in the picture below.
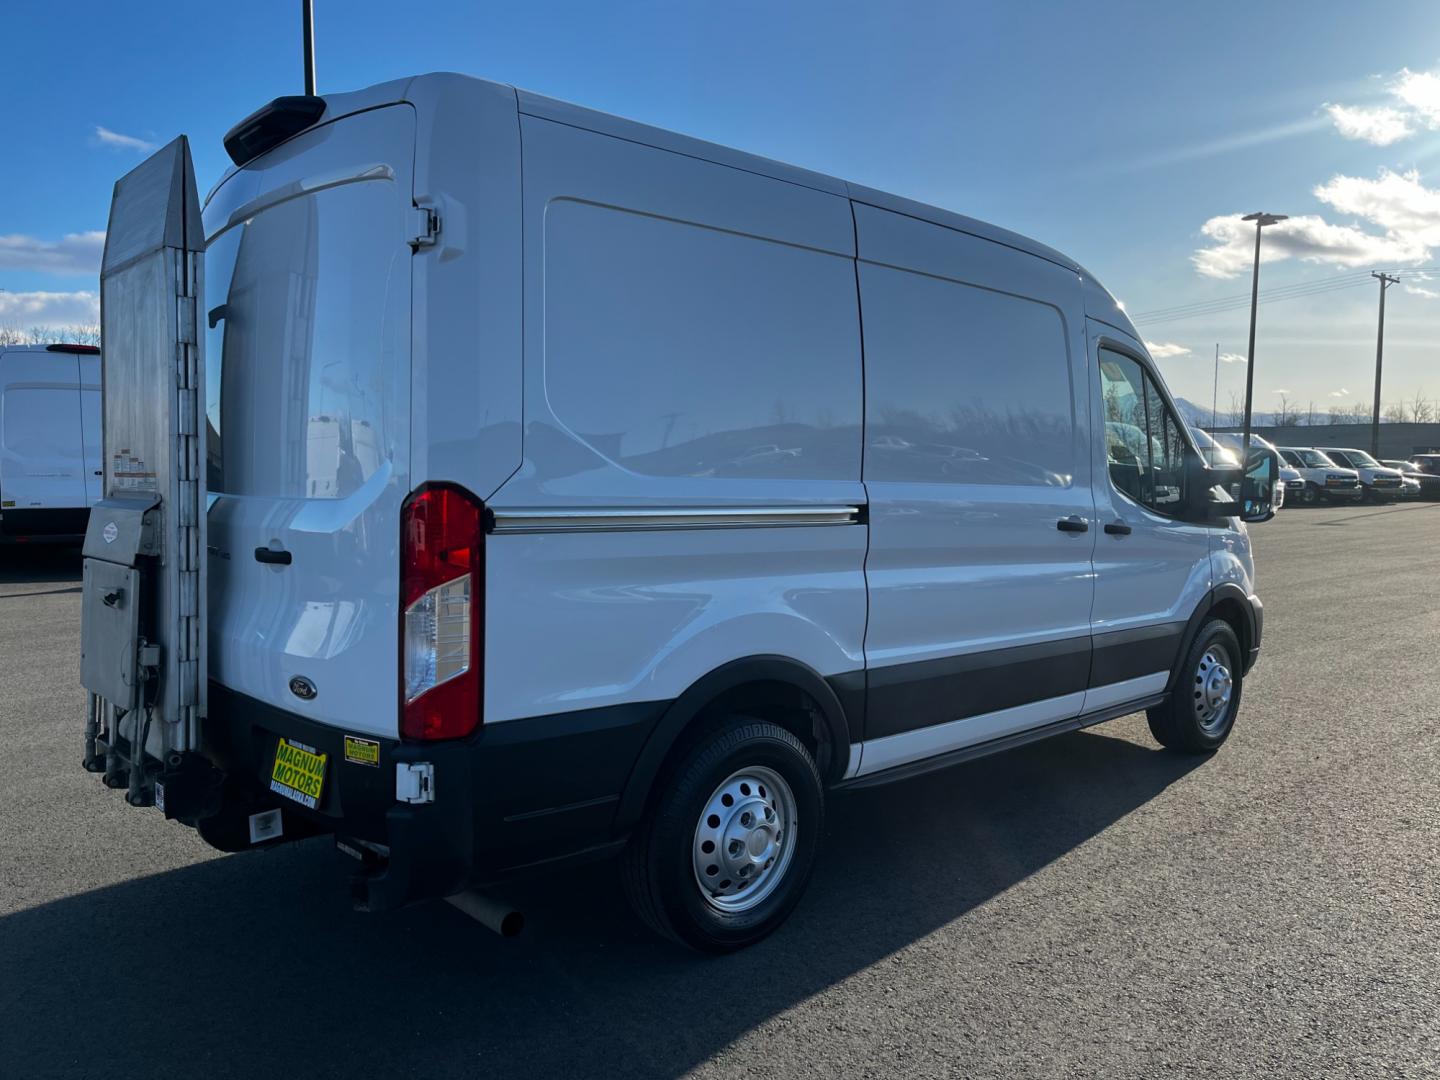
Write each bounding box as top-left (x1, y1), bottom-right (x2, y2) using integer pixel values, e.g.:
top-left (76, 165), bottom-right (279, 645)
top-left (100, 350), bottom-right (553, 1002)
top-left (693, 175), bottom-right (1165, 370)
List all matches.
top-left (1238, 447), bottom-right (1279, 523)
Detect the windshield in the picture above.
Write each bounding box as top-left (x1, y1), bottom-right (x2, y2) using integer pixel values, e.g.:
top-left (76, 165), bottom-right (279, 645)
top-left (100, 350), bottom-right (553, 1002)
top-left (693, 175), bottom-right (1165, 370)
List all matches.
top-left (1212, 431), bottom-right (1276, 454)
top-left (1339, 449), bottom-right (1380, 468)
top-left (1286, 448), bottom-right (1334, 468)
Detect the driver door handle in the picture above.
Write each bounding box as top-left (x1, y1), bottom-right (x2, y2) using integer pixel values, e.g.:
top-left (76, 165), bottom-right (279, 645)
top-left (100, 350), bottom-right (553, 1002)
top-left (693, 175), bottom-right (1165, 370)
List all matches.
top-left (1103, 520), bottom-right (1133, 535)
top-left (1056, 516), bottom-right (1089, 533)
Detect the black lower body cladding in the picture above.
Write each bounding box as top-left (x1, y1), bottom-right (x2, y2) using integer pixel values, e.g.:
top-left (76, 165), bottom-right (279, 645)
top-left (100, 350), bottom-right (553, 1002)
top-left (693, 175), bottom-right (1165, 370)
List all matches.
top-left (203, 684), bottom-right (666, 909)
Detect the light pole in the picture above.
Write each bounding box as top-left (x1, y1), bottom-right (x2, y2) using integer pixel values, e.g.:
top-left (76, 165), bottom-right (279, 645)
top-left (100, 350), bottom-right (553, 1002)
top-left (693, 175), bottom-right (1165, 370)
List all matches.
top-left (1370, 271), bottom-right (1399, 458)
top-left (1240, 212), bottom-right (1287, 459)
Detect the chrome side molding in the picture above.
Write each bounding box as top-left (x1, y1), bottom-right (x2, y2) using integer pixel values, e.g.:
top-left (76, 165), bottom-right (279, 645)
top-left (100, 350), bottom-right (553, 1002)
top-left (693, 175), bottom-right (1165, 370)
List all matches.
top-left (488, 505), bottom-right (863, 534)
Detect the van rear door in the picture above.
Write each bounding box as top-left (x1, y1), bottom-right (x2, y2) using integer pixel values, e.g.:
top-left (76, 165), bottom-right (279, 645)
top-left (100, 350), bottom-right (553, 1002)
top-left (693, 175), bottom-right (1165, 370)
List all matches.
top-left (202, 104), bottom-right (414, 739)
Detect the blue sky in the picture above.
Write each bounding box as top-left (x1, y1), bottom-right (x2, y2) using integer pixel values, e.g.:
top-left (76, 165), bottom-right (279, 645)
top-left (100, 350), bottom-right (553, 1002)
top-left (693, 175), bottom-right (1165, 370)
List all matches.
top-left (4, 0), bottom-right (1440, 415)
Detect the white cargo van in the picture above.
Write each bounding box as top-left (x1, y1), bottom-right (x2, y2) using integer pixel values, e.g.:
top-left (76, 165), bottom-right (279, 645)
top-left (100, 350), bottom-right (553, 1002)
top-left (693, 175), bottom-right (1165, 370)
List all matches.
top-left (79, 75), bottom-right (1276, 951)
top-left (0, 343), bottom-right (102, 543)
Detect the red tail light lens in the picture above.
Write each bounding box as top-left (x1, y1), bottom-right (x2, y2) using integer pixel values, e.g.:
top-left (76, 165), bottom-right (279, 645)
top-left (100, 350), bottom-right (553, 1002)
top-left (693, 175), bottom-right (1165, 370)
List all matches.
top-left (400, 484), bottom-right (484, 740)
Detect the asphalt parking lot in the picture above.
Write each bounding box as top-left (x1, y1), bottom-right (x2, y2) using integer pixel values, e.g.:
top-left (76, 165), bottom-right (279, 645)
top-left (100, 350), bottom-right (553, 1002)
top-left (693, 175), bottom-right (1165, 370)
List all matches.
top-left (3, 501), bottom-right (1438, 1079)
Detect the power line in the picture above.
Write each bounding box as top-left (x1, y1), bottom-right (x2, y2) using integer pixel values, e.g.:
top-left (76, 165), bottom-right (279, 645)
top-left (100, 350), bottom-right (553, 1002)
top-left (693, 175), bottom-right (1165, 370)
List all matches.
top-left (1130, 266), bottom-right (1440, 326)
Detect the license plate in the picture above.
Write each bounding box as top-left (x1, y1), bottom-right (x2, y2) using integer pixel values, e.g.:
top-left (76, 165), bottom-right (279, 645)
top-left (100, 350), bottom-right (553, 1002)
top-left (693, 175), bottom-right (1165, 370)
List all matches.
top-left (270, 739), bottom-right (327, 809)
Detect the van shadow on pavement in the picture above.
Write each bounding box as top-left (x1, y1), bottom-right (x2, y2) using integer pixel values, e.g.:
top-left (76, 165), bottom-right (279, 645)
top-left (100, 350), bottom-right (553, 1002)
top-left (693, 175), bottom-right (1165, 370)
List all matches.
top-left (0, 545), bottom-right (82, 588)
top-left (2, 728), bottom-right (1203, 1079)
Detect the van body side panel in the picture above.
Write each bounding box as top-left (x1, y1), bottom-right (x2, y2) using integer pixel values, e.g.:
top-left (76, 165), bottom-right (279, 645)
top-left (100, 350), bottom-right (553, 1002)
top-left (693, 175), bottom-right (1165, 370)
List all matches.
top-left (484, 116), bottom-right (867, 726)
top-left (854, 205), bottom-right (1097, 764)
top-left (202, 105), bottom-right (416, 739)
top-left (0, 350), bottom-right (91, 530)
top-left (406, 75), bottom-right (523, 498)
top-left (1084, 321), bottom-right (1214, 702)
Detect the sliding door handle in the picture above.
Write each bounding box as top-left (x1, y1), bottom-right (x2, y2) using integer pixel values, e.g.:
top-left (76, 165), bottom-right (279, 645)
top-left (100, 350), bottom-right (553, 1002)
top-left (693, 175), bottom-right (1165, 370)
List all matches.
top-left (1103, 520), bottom-right (1133, 535)
top-left (1056, 516), bottom-right (1089, 533)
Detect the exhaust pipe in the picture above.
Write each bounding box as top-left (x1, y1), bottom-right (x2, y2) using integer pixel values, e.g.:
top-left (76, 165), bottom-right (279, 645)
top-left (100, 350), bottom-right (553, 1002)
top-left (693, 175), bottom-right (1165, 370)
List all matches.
top-left (446, 891), bottom-right (525, 938)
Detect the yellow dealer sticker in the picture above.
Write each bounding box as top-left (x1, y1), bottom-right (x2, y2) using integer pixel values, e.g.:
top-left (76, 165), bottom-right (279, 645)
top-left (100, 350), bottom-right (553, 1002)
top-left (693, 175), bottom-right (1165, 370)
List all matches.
top-left (344, 735), bottom-right (380, 767)
top-left (270, 739), bottom-right (327, 809)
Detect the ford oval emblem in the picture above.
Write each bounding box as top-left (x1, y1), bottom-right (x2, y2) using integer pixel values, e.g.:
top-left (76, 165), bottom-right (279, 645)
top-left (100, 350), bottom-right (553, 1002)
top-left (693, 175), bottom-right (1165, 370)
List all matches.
top-left (289, 676), bottom-right (317, 701)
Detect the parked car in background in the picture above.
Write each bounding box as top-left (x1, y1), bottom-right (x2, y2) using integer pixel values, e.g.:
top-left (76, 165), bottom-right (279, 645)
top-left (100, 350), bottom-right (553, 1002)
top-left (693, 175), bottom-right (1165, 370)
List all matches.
top-left (1315, 448), bottom-right (1404, 502)
top-left (0, 343), bottom-right (102, 544)
top-left (1277, 463), bottom-right (1302, 508)
top-left (1275, 446), bottom-right (1363, 505)
top-left (1381, 459), bottom-right (1439, 500)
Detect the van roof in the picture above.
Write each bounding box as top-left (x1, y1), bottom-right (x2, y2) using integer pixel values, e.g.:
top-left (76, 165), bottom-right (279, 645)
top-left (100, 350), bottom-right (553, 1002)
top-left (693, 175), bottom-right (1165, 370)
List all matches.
top-left (208, 72), bottom-right (1139, 341)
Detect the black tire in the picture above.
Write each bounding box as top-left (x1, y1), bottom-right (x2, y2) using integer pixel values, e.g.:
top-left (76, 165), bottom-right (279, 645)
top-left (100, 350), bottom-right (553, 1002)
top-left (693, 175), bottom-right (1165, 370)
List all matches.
top-left (622, 718), bottom-right (823, 952)
top-left (1299, 483), bottom-right (1320, 506)
top-left (1147, 619), bottom-right (1244, 754)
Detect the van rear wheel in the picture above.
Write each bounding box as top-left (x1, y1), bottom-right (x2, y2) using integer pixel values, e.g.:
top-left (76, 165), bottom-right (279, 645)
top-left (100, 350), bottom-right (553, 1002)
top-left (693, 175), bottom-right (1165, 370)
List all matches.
top-left (621, 718), bottom-right (823, 952)
top-left (1147, 620), bottom-right (1243, 753)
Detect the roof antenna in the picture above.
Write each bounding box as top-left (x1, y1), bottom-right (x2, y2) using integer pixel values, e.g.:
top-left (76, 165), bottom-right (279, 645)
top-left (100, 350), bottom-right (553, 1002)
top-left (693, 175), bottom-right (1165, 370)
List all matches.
top-left (302, 0), bottom-right (317, 96)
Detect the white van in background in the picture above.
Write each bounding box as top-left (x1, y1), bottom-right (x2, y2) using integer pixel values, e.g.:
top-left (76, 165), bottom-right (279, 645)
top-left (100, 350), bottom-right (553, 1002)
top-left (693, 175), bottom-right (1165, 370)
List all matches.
top-left (80, 74), bottom-right (1277, 951)
top-left (0, 343), bottom-right (102, 544)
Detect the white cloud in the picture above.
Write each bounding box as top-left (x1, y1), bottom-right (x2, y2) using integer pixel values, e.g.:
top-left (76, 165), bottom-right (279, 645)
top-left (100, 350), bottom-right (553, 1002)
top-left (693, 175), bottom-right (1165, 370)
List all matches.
top-left (0, 290), bottom-right (99, 327)
top-left (1324, 103), bottom-right (1414, 146)
top-left (1327, 66), bottom-right (1440, 146)
top-left (1405, 283), bottom-right (1440, 298)
top-left (94, 126), bottom-right (157, 153)
top-left (1191, 170), bottom-right (1440, 280)
top-left (1144, 340), bottom-right (1191, 358)
top-left (1390, 68), bottom-right (1440, 126)
top-left (1313, 169), bottom-right (1440, 237)
top-left (1218, 352), bottom-right (1248, 365)
top-left (0, 231), bottom-right (105, 275)
top-left (1329, 388), bottom-right (1351, 398)
top-left (1272, 388), bottom-right (1292, 395)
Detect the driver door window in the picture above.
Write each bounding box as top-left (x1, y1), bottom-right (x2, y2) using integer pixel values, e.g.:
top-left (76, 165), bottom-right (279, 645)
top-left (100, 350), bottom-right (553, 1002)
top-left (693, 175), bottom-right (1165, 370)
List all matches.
top-left (1099, 348), bottom-right (1186, 514)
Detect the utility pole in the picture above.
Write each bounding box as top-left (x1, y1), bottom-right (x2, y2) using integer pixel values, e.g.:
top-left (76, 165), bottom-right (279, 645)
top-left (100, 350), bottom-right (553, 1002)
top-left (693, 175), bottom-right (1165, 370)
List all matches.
top-left (1212, 344), bottom-right (1220, 429)
top-left (302, 0), bottom-right (317, 96)
top-left (1241, 212), bottom-right (1288, 458)
top-left (1370, 271), bottom-right (1399, 458)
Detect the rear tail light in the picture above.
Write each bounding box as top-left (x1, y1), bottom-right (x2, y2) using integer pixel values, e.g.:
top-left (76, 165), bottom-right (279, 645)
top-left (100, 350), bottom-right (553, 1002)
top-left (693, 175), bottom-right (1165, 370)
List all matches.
top-left (400, 484), bottom-right (484, 740)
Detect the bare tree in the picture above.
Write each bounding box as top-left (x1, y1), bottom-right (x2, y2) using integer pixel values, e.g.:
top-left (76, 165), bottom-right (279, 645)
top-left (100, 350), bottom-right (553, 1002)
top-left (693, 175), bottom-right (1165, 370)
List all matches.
top-left (1227, 391), bottom-right (1244, 427)
top-left (1327, 405), bottom-right (1347, 425)
top-left (1410, 389), bottom-right (1433, 424)
top-left (1384, 401), bottom-right (1406, 424)
top-left (0, 324), bottom-right (101, 346)
top-left (1304, 400), bottom-right (1315, 427)
top-left (1273, 394), bottom-right (1296, 427)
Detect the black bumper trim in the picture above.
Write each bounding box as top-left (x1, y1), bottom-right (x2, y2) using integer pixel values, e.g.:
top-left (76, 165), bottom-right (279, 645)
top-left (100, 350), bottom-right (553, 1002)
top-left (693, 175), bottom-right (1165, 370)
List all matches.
top-left (203, 684), bottom-right (667, 909)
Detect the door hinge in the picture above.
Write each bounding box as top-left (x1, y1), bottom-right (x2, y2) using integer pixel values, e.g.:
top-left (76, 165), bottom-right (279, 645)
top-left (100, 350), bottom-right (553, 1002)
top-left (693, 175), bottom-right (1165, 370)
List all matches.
top-left (396, 761), bottom-right (435, 804)
top-left (408, 206), bottom-right (440, 251)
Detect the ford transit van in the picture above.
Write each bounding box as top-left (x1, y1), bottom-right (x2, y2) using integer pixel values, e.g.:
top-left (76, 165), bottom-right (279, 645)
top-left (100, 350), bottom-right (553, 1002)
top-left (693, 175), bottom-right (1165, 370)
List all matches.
top-left (0, 343), bottom-right (101, 543)
top-left (79, 74), bottom-right (1276, 951)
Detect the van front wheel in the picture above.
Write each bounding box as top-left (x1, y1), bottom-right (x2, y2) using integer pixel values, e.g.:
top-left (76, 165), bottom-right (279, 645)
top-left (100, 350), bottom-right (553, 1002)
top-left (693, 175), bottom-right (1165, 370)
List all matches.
top-left (1147, 620), bottom-right (1244, 753)
top-left (622, 718), bottom-right (823, 952)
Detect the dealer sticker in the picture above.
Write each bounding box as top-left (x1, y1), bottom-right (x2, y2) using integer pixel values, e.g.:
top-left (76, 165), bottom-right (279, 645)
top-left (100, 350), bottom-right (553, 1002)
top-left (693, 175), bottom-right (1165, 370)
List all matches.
top-left (344, 735), bottom-right (380, 767)
top-left (270, 738), bottom-right (327, 809)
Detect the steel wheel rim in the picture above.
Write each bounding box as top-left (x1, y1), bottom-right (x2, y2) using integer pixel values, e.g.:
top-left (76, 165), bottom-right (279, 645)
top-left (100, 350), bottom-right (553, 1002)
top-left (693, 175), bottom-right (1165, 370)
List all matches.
top-left (1192, 643), bottom-right (1235, 733)
top-left (692, 766), bottom-right (797, 914)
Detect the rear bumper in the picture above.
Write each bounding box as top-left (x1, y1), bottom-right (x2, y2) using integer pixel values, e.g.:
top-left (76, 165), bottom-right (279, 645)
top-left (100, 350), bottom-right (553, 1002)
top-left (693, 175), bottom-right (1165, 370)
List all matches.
top-left (202, 683), bottom-right (664, 909)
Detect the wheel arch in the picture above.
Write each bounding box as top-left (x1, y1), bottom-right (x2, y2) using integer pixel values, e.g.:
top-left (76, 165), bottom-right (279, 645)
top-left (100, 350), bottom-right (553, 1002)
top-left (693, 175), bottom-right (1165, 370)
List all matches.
top-left (1167, 583), bottom-right (1258, 695)
top-left (613, 655), bottom-right (860, 834)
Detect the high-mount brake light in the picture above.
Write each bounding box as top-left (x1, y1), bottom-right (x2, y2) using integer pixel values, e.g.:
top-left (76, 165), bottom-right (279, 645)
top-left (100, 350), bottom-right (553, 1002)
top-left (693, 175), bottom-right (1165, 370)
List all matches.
top-left (44, 343), bottom-right (101, 354)
top-left (400, 484), bottom-right (484, 741)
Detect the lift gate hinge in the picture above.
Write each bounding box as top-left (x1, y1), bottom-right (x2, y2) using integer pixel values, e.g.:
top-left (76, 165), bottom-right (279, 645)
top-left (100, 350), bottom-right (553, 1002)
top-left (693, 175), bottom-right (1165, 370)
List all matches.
top-left (408, 206), bottom-right (440, 250)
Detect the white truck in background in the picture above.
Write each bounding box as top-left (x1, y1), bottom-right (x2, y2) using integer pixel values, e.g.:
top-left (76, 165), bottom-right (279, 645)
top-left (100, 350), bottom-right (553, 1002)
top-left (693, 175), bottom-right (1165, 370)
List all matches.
top-left (0, 343), bottom-right (102, 544)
